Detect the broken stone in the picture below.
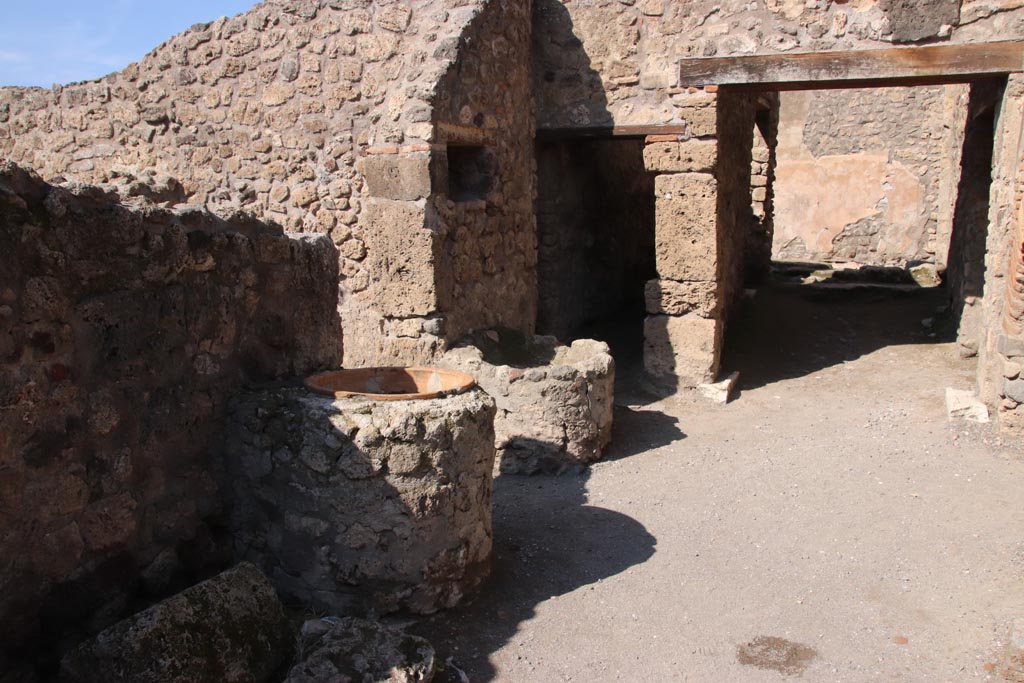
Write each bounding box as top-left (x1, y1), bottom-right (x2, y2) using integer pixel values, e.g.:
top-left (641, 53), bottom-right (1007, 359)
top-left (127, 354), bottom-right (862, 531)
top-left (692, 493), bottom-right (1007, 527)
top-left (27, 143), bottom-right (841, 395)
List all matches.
top-left (60, 563), bottom-right (293, 683)
top-left (945, 388), bottom-right (990, 423)
top-left (698, 371), bottom-right (740, 403)
top-left (284, 617), bottom-right (435, 683)
top-left (909, 263), bottom-right (941, 287)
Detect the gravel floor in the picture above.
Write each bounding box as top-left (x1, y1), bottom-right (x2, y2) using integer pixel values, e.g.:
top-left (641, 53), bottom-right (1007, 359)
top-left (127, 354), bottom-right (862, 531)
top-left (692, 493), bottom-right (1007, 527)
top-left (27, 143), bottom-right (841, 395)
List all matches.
top-left (411, 283), bottom-right (1024, 683)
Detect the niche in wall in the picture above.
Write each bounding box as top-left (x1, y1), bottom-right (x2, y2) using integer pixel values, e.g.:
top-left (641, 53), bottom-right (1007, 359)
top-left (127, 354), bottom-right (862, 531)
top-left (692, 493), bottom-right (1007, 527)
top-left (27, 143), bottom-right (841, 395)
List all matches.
top-left (447, 144), bottom-right (497, 202)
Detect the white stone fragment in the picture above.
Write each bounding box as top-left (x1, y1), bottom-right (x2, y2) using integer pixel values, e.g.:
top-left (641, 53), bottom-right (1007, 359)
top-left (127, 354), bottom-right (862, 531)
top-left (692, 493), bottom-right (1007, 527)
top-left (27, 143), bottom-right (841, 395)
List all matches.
top-left (945, 388), bottom-right (990, 423)
top-left (699, 371), bottom-right (740, 404)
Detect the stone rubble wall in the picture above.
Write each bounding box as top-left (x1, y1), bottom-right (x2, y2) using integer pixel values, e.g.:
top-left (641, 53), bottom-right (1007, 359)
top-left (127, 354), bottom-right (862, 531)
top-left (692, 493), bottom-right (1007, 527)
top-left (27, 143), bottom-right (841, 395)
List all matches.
top-left (431, 0), bottom-right (538, 346)
top-left (0, 162), bottom-right (342, 661)
top-left (533, 0), bottom-right (1024, 130)
top-left (441, 335), bottom-right (615, 474)
top-left (947, 81), bottom-right (999, 359)
top-left (980, 74), bottom-right (1024, 434)
top-left (772, 86), bottom-right (967, 266)
top-left (749, 104), bottom-right (777, 278)
top-left (0, 0), bottom-right (537, 369)
top-left (224, 386), bottom-right (496, 615)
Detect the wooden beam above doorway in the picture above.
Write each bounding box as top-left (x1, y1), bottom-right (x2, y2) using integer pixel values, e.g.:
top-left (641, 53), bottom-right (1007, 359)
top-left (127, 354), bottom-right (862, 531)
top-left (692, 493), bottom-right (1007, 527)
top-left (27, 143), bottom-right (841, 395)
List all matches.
top-left (679, 41), bottom-right (1024, 91)
top-left (536, 124), bottom-right (691, 140)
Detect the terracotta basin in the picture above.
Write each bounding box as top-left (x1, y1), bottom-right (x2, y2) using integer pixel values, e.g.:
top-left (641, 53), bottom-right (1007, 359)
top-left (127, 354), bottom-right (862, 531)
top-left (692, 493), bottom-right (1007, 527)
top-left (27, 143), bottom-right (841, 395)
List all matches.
top-left (304, 366), bottom-right (476, 401)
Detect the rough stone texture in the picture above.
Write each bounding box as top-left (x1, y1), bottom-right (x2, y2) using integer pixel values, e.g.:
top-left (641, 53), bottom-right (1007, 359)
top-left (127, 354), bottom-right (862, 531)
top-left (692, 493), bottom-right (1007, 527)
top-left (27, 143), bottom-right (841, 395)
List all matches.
top-left (533, 0), bottom-right (1024, 130)
top-left (748, 101), bottom-right (778, 280)
top-left (60, 563), bottom-right (293, 683)
top-left (535, 138), bottom-right (655, 340)
top-left (882, 0), bottom-right (961, 43)
top-left (714, 91), bottom-right (757, 323)
top-left (643, 138), bottom-right (717, 173)
top-left (979, 75), bottom-right (1024, 434)
top-left (947, 81), bottom-right (1000, 359)
top-left (0, 163), bottom-right (341, 658)
top-left (224, 386), bottom-right (496, 615)
top-left (653, 172), bottom-right (718, 282)
top-left (645, 279), bottom-right (718, 317)
top-left (0, 0), bottom-right (536, 369)
top-left (773, 86), bottom-right (967, 266)
top-left (431, 0), bottom-right (538, 346)
top-left (284, 617), bottom-right (435, 683)
top-left (644, 315), bottom-right (723, 388)
top-left (441, 332), bottom-right (615, 474)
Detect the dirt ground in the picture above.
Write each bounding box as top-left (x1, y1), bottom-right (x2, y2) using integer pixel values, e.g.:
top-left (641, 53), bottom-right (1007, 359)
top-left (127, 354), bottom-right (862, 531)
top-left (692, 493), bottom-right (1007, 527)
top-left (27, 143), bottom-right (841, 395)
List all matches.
top-left (409, 282), bottom-right (1024, 683)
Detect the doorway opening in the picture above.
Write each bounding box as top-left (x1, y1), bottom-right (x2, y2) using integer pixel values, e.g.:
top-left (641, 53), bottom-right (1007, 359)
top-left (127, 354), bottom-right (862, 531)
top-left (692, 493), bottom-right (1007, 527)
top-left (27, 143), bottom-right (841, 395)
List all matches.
top-left (534, 137), bottom-right (657, 372)
top-left (722, 81), bottom-right (1003, 390)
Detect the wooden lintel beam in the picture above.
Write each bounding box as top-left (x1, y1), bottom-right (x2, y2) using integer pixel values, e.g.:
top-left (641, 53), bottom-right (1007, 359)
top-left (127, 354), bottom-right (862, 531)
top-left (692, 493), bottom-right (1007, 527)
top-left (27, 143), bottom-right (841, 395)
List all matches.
top-left (536, 124), bottom-right (691, 140)
top-left (679, 41), bottom-right (1024, 91)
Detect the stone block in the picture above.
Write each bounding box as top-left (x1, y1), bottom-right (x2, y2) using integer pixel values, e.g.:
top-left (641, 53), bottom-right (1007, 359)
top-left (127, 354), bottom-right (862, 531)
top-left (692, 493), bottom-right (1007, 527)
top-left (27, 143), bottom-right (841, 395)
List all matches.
top-left (362, 199), bottom-right (437, 316)
top-left (643, 140), bottom-right (717, 173)
top-left (698, 371), bottom-right (740, 404)
top-left (998, 334), bottom-right (1024, 359)
top-left (358, 152), bottom-right (432, 201)
top-left (654, 173), bottom-right (718, 281)
top-left (644, 314), bottom-right (722, 388)
top-left (60, 563), bottom-right (292, 683)
top-left (1005, 378), bottom-right (1024, 404)
top-left (882, 0), bottom-right (960, 43)
top-left (675, 100), bottom-right (718, 137)
top-left (284, 617), bottom-right (434, 683)
top-left (645, 279), bottom-right (719, 317)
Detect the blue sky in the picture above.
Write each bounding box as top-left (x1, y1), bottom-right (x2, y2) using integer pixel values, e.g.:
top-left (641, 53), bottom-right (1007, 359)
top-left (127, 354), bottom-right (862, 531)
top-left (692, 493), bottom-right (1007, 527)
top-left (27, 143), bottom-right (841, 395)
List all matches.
top-left (0, 1), bottom-right (258, 87)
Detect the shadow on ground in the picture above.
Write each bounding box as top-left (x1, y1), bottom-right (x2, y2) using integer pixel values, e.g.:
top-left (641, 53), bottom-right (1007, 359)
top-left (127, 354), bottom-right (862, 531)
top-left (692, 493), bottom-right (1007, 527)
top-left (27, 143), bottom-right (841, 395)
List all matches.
top-left (602, 405), bottom-right (685, 462)
top-left (722, 281), bottom-right (955, 391)
top-left (407, 470), bottom-right (656, 682)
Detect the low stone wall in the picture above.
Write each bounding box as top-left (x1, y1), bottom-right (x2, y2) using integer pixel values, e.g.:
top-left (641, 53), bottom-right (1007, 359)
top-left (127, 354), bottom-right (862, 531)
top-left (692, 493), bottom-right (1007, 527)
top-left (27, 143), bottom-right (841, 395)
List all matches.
top-left (0, 162), bottom-right (341, 661)
top-left (224, 386), bottom-right (496, 614)
top-left (442, 333), bottom-right (614, 474)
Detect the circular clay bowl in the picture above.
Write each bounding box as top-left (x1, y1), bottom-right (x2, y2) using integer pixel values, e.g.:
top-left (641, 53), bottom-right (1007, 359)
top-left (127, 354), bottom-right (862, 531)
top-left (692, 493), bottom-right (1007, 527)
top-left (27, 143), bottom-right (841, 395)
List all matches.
top-left (305, 366), bottom-right (477, 401)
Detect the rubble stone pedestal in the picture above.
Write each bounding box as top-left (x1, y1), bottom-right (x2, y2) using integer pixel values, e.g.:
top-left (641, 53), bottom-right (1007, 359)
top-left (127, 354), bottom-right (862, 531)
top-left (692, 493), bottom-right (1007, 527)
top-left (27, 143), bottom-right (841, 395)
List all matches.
top-left (442, 332), bottom-right (615, 474)
top-left (224, 386), bottom-right (496, 615)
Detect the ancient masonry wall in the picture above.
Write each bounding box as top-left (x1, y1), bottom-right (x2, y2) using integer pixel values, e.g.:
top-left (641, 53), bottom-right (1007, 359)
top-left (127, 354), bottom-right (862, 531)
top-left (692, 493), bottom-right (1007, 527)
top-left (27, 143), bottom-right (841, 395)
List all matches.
top-left (980, 74), bottom-right (1024, 435)
top-left (948, 81), bottom-right (1000, 360)
top-left (748, 102), bottom-right (777, 280)
top-left (533, 0), bottom-right (1024, 131)
top-left (772, 86), bottom-right (967, 266)
top-left (641, 91), bottom-right (756, 388)
top-left (0, 163), bottom-right (342, 658)
top-left (432, 0), bottom-right (537, 344)
top-left (0, 0), bottom-right (517, 369)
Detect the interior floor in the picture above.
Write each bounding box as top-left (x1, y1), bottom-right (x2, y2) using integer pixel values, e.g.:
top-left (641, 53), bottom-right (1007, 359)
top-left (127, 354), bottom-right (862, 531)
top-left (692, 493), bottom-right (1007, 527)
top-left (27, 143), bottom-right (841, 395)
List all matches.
top-left (410, 282), bottom-right (1023, 683)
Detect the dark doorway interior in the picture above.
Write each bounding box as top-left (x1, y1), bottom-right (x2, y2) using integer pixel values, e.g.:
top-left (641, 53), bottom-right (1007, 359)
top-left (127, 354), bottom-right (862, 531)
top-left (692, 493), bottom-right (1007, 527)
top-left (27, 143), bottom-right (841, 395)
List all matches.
top-left (534, 138), bottom-right (656, 364)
